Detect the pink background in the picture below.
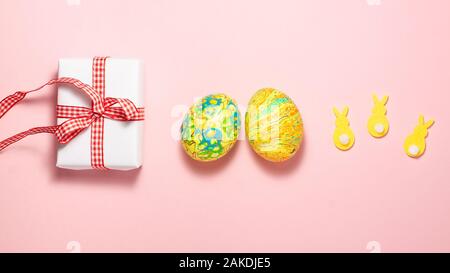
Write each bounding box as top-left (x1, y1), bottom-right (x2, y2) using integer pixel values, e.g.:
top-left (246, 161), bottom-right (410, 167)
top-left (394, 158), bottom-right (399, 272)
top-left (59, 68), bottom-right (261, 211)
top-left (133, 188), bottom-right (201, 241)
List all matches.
top-left (1, 0), bottom-right (450, 253)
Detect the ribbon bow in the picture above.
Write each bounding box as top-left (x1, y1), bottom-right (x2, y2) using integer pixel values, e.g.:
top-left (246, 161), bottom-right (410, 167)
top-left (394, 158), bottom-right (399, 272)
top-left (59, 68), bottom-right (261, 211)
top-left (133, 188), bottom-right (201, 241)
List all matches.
top-left (0, 57), bottom-right (144, 169)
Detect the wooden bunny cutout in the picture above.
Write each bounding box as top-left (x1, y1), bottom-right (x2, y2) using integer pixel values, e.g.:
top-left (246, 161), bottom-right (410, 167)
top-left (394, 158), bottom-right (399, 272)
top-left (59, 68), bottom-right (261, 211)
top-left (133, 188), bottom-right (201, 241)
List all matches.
top-left (333, 106), bottom-right (355, 151)
top-left (368, 94), bottom-right (389, 138)
top-left (404, 115), bottom-right (434, 158)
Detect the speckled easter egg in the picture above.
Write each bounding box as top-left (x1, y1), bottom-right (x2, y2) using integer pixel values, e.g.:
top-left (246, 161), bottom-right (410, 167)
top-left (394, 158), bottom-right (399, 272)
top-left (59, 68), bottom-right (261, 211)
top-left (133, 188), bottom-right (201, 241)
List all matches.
top-left (245, 88), bottom-right (303, 162)
top-left (181, 94), bottom-right (241, 162)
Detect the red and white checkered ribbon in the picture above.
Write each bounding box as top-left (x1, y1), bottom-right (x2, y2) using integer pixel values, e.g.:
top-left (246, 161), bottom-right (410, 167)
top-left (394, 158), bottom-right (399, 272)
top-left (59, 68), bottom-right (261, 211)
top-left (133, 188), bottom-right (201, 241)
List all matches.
top-left (0, 57), bottom-right (144, 170)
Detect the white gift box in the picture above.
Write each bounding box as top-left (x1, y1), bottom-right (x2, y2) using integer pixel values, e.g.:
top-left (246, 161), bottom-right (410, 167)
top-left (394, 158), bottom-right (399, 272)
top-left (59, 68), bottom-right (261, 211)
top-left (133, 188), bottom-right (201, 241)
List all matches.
top-left (56, 58), bottom-right (144, 170)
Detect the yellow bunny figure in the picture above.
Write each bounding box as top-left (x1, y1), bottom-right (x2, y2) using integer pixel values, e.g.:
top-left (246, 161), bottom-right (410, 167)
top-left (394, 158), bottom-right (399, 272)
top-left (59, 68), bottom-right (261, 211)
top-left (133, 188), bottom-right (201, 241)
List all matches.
top-left (368, 94), bottom-right (389, 138)
top-left (404, 115), bottom-right (434, 158)
top-left (333, 106), bottom-right (355, 151)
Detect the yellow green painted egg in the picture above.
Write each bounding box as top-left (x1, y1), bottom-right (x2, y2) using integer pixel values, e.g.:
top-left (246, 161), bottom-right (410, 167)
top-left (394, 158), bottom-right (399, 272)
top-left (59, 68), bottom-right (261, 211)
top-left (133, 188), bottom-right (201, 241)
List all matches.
top-left (245, 88), bottom-right (303, 162)
top-left (181, 94), bottom-right (241, 162)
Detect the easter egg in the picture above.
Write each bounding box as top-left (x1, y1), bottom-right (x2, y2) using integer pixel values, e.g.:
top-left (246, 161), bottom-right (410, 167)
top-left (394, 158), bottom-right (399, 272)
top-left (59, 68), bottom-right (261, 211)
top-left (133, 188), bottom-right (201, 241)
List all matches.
top-left (181, 94), bottom-right (241, 162)
top-left (245, 88), bottom-right (303, 162)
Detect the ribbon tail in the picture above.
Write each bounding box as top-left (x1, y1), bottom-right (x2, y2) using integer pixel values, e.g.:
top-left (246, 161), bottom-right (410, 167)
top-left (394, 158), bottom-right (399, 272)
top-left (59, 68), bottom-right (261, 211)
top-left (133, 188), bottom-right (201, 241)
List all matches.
top-left (55, 116), bottom-right (95, 144)
top-left (0, 91), bottom-right (27, 119)
top-left (0, 126), bottom-right (58, 152)
top-left (0, 78), bottom-right (102, 152)
top-left (0, 80), bottom-right (62, 119)
top-left (0, 77), bottom-right (100, 121)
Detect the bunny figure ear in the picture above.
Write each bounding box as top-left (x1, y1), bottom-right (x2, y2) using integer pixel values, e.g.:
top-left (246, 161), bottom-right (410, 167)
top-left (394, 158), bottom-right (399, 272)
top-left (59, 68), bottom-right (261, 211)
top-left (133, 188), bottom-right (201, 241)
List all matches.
top-left (425, 119), bottom-right (435, 129)
top-left (342, 106), bottom-right (349, 116)
top-left (418, 115), bottom-right (425, 125)
top-left (333, 107), bottom-right (340, 117)
top-left (372, 94), bottom-right (379, 104)
top-left (381, 96), bottom-right (389, 105)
